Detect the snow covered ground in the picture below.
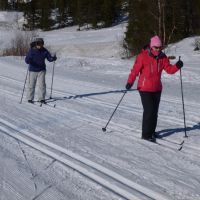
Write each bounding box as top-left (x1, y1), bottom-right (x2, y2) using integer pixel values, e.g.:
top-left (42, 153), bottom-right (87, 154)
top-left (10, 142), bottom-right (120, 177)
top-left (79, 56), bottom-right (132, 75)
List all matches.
top-left (0, 12), bottom-right (200, 200)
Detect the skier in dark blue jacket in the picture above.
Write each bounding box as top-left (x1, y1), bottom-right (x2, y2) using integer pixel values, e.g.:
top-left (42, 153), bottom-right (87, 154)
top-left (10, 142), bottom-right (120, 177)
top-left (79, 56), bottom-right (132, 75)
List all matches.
top-left (25, 38), bottom-right (57, 104)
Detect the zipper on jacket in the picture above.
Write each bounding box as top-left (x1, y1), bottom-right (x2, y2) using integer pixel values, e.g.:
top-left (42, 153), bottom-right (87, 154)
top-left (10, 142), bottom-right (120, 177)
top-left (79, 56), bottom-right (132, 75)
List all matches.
top-left (142, 77), bottom-right (146, 86)
top-left (157, 60), bottom-right (160, 73)
top-left (150, 62), bottom-right (153, 73)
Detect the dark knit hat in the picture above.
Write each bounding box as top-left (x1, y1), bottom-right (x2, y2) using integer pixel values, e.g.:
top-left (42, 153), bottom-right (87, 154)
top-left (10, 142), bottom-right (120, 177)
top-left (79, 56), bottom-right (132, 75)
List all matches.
top-left (34, 38), bottom-right (44, 45)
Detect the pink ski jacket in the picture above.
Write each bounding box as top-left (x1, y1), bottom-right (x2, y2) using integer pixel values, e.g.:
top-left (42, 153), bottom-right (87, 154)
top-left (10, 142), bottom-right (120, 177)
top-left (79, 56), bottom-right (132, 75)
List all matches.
top-left (127, 49), bottom-right (179, 92)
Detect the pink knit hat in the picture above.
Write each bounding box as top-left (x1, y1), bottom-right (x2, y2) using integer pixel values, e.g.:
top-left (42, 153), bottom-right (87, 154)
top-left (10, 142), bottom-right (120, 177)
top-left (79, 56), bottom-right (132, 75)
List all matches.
top-left (150, 35), bottom-right (162, 48)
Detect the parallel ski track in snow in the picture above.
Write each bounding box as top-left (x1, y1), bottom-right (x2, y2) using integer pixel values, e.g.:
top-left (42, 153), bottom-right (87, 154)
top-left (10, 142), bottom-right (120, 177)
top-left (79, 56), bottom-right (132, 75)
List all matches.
top-left (1, 88), bottom-right (200, 163)
top-left (0, 83), bottom-right (200, 155)
top-left (47, 88), bottom-right (199, 128)
top-left (1, 74), bottom-right (200, 109)
top-left (1, 75), bottom-right (200, 150)
top-left (0, 118), bottom-right (170, 200)
top-left (0, 74), bottom-right (199, 129)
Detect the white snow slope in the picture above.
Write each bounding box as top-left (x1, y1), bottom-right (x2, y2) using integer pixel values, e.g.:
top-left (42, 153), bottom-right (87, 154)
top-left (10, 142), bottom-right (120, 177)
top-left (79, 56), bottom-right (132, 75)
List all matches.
top-left (0, 12), bottom-right (200, 200)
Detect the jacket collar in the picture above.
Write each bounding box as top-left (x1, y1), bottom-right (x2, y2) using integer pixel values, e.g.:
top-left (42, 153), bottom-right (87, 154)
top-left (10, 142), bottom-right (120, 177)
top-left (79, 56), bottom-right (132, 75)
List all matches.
top-left (146, 47), bottom-right (165, 60)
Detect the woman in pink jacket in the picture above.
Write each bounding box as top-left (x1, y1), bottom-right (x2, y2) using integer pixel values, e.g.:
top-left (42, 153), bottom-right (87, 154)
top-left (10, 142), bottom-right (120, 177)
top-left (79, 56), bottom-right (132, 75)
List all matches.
top-left (126, 35), bottom-right (183, 142)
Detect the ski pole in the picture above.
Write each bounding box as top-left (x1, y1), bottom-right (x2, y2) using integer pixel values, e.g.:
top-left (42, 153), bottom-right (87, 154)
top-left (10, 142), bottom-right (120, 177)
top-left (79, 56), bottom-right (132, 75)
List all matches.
top-left (19, 68), bottom-right (29, 104)
top-left (179, 56), bottom-right (188, 138)
top-left (102, 91), bottom-right (127, 132)
top-left (50, 60), bottom-right (56, 99)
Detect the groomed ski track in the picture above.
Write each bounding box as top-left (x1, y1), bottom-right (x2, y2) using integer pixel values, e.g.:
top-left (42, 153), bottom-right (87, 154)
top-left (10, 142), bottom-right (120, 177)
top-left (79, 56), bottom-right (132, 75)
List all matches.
top-left (1, 40), bottom-right (200, 199)
top-left (0, 73), bottom-right (200, 200)
top-left (0, 118), bottom-right (171, 200)
top-left (0, 74), bottom-right (200, 154)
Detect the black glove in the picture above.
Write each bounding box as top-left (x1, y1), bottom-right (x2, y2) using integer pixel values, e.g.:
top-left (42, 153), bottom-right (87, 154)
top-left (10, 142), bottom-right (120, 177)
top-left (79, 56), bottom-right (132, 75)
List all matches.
top-left (176, 60), bottom-right (183, 69)
top-left (53, 55), bottom-right (57, 61)
top-left (126, 83), bottom-right (133, 90)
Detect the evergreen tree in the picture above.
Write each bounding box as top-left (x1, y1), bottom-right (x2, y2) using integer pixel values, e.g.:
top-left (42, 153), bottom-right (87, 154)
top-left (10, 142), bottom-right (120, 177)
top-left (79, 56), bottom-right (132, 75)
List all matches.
top-left (164, 0), bottom-right (186, 44)
top-left (188, 0), bottom-right (200, 35)
top-left (75, 0), bottom-right (123, 29)
top-left (37, 0), bottom-right (54, 30)
top-left (125, 0), bottom-right (200, 55)
top-left (20, 0), bottom-right (200, 42)
top-left (23, 0), bottom-right (39, 30)
top-left (87, 0), bottom-right (102, 28)
top-left (0, 0), bottom-right (8, 10)
top-left (115, 0), bottom-right (127, 22)
top-left (164, 0), bottom-right (200, 43)
top-left (76, 0), bottom-right (90, 29)
top-left (22, 0), bottom-right (126, 30)
top-left (23, 0), bottom-right (53, 30)
top-left (125, 0), bottom-right (155, 54)
top-left (55, 0), bottom-right (74, 28)
top-left (101, 0), bottom-right (116, 27)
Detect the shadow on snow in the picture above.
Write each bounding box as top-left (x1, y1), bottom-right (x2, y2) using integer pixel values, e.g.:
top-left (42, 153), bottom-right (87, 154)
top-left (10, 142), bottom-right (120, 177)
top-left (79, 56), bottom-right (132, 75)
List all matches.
top-left (46, 88), bottom-right (136, 102)
top-left (156, 122), bottom-right (200, 138)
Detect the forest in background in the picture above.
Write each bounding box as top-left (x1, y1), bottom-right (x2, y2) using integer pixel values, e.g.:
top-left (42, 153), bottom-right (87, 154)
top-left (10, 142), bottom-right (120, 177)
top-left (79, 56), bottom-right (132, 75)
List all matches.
top-left (1, 0), bottom-right (200, 55)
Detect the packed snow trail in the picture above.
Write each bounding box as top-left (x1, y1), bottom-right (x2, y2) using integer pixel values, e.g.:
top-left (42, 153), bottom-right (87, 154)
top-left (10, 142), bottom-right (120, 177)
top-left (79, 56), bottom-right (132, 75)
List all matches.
top-left (0, 118), bottom-right (172, 200)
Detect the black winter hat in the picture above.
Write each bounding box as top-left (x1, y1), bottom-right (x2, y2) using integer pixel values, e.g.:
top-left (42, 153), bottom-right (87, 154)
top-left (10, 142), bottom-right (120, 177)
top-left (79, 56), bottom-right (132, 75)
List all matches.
top-left (34, 38), bottom-right (44, 45)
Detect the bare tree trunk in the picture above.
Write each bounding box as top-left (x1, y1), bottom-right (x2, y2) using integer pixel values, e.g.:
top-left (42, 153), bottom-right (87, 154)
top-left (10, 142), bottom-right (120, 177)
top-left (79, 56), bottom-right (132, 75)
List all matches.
top-left (158, 0), bottom-right (162, 36)
top-left (167, 25), bottom-right (176, 46)
top-left (162, 0), bottom-right (166, 45)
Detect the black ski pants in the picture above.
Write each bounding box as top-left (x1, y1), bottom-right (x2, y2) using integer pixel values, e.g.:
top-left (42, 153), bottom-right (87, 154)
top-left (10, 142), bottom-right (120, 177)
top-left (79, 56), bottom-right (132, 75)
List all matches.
top-left (139, 91), bottom-right (161, 139)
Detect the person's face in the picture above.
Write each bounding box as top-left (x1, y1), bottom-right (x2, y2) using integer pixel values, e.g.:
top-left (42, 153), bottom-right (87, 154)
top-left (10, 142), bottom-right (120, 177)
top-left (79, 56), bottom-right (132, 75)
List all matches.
top-left (36, 42), bottom-right (43, 49)
top-left (152, 46), bottom-right (162, 51)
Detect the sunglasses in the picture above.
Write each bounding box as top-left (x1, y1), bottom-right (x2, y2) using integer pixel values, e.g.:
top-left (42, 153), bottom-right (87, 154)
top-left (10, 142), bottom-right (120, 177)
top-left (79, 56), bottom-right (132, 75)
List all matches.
top-left (153, 46), bottom-right (162, 50)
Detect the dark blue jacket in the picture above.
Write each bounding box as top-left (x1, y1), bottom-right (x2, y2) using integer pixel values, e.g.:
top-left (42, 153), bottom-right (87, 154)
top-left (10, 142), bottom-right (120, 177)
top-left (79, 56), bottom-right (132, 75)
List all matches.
top-left (25, 47), bottom-right (55, 72)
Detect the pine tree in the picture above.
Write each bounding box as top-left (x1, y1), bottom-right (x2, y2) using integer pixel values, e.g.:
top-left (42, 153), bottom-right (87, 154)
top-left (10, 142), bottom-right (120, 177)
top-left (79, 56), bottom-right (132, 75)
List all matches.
top-left (164, 0), bottom-right (200, 43)
top-left (115, 0), bottom-right (126, 22)
top-left (125, 0), bottom-right (155, 54)
top-left (20, 0), bottom-right (200, 38)
top-left (75, 0), bottom-right (122, 29)
top-left (22, 0), bottom-right (127, 30)
top-left (23, 0), bottom-right (54, 30)
top-left (76, 0), bottom-right (90, 29)
top-left (125, 0), bottom-right (200, 55)
top-left (87, 0), bottom-right (101, 28)
top-left (187, 0), bottom-right (200, 35)
top-left (55, 0), bottom-right (73, 28)
top-left (23, 0), bottom-right (39, 30)
top-left (37, 0), bottom-right (54, 30)
top-left (0, 0), bottom-right (8, 10)
top-left (101, 0), bottom-right (116, 27)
